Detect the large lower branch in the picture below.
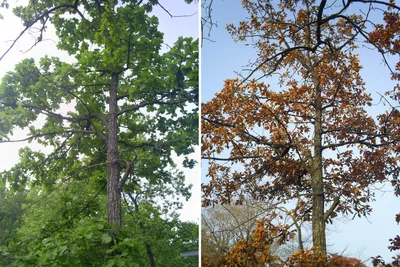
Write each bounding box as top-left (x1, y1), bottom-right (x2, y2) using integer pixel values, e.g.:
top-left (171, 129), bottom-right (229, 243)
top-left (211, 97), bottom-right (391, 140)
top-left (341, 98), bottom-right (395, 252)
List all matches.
top-left (30, 161), bottom-right (111, 209)
top-left (202, 155), bottom-right (262, 161)
top-left (1, 101), bottom-right (108, 129)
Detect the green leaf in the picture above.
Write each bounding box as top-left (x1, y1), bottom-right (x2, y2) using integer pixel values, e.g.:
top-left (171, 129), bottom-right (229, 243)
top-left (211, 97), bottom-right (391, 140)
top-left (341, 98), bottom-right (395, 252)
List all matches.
top-left (59, 245), bottom-right (67, 255)
top-left (101, 234), bottom-right (112, 244)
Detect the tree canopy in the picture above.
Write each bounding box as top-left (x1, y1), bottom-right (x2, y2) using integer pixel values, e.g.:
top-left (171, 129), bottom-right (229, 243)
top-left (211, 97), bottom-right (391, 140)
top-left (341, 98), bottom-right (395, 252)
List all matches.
top-left (202, 0), bottom-right (400, 265)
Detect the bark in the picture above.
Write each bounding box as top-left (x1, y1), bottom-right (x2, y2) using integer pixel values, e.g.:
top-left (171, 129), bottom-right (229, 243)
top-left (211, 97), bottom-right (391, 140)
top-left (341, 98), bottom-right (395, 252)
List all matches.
top-left (294, 218), bottom-right (304, 251)
top-left (107, 73), bottom-right (121, 232)
top-left (145, 244), bottom-right (156, 267)
top-left (311, 78), bottom-right (327, 257)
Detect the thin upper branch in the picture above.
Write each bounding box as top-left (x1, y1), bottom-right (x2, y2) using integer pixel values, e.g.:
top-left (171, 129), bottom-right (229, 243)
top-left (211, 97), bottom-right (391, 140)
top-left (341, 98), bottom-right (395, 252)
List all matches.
top-left (0, 0), bottom-right (83, 61)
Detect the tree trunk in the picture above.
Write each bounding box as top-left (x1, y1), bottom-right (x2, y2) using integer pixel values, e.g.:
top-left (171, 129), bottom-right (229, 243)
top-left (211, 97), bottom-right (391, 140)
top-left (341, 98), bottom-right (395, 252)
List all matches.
top-left (107, 73), bottom-right (121, 232)
top-left (311, 79), bottom-right (327, 257)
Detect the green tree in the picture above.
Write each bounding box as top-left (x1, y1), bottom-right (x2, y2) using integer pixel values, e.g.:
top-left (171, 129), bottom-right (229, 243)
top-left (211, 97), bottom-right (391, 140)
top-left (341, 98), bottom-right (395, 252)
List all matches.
top-left (1, 0), bottom-right (197, 231)
top-left (0, 187), bottom-right (26, 248)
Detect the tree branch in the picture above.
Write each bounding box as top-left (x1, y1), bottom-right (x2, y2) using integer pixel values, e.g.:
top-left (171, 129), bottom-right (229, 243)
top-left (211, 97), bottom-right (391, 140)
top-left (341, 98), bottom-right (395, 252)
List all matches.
top-left (119, 156), bottom-right (137, 190)
top-left (324, 195), bottom-right (340, 222)
top-left (0, 1), bottom-right (83, 61)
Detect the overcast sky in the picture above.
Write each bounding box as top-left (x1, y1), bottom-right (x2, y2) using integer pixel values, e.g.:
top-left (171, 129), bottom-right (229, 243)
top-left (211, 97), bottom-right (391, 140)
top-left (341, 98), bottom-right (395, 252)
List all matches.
top-left (0, 1), bottom-right (200, 223)
top-left (201, 1), bottom-right (400, 265)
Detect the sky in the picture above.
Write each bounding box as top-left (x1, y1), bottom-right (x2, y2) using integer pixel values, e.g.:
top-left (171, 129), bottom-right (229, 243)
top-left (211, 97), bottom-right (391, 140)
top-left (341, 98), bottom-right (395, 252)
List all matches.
top-left (201, 0), bottom-right (400, 265)
top-left (0, 1), bottom-right (200, 223)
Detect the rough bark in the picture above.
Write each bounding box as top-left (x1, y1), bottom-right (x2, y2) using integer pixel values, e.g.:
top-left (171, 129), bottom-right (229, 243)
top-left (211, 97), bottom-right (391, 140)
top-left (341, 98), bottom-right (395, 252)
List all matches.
top-left (311, 77), bottom-right (327, 257)
top-left (107, 73), bottom-right (121, 232)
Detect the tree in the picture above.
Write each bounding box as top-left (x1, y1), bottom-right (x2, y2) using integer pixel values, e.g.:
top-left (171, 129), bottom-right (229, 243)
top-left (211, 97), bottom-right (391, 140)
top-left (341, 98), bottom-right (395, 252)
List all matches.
top-left (201, 196), bottom-right (317, 266)
top-left (203, 208), bottom-right (366, 267)
top-left (0, 155), bottom-right (197, 265)
top-left (201, 200), bottom-right (272, 265)
top-left (1, 0), bottom-right (197, 231)
top-left (0, 0), bottom-right (198, 265)
top-left (0, 187), bottom-right (25, 249)
top-left (202, 0), bottom-right (399, 259)
top-left (0, 0), bottom-right (196, 61)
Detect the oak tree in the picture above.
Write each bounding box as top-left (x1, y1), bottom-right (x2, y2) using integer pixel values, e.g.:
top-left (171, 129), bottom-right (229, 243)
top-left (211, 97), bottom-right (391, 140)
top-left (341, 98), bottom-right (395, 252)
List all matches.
top-left (1, 0), bottom-right (198, 232)
top-left (202, 0), bottom-right (400, 259)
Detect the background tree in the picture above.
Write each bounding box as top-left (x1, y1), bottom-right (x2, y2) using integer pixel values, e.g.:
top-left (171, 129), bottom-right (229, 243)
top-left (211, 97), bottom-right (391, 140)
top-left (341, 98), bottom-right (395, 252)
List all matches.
top-left (202, 0), bottom-right (400, 260)
top-left (201, 199), bottom-right (275, 265)
top-left (201, 197), bottom-right (315, 266)
top-left (0, 187), bottom-right (25, 249)
top-left (202, 206), bottom-right (367, 267)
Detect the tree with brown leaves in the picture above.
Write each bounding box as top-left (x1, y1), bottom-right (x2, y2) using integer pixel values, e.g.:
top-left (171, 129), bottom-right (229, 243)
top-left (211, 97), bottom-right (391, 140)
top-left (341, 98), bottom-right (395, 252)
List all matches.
top-left (202, 0), bottom-right (400, 261)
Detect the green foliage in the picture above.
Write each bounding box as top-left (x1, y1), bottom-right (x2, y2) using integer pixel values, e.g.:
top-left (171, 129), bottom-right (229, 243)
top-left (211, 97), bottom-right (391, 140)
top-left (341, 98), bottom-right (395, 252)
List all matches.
top-left (0, 192), bottom-right (198, 266)
top-left (0, 188), bottom-right (26, 248)
top-left (3, 217), bottom-right (147, 266)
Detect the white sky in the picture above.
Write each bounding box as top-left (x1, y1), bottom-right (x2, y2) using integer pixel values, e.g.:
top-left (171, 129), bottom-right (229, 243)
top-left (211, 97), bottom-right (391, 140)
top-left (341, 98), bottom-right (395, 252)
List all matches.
top-left (0, 1), bottom-right (200, 223)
